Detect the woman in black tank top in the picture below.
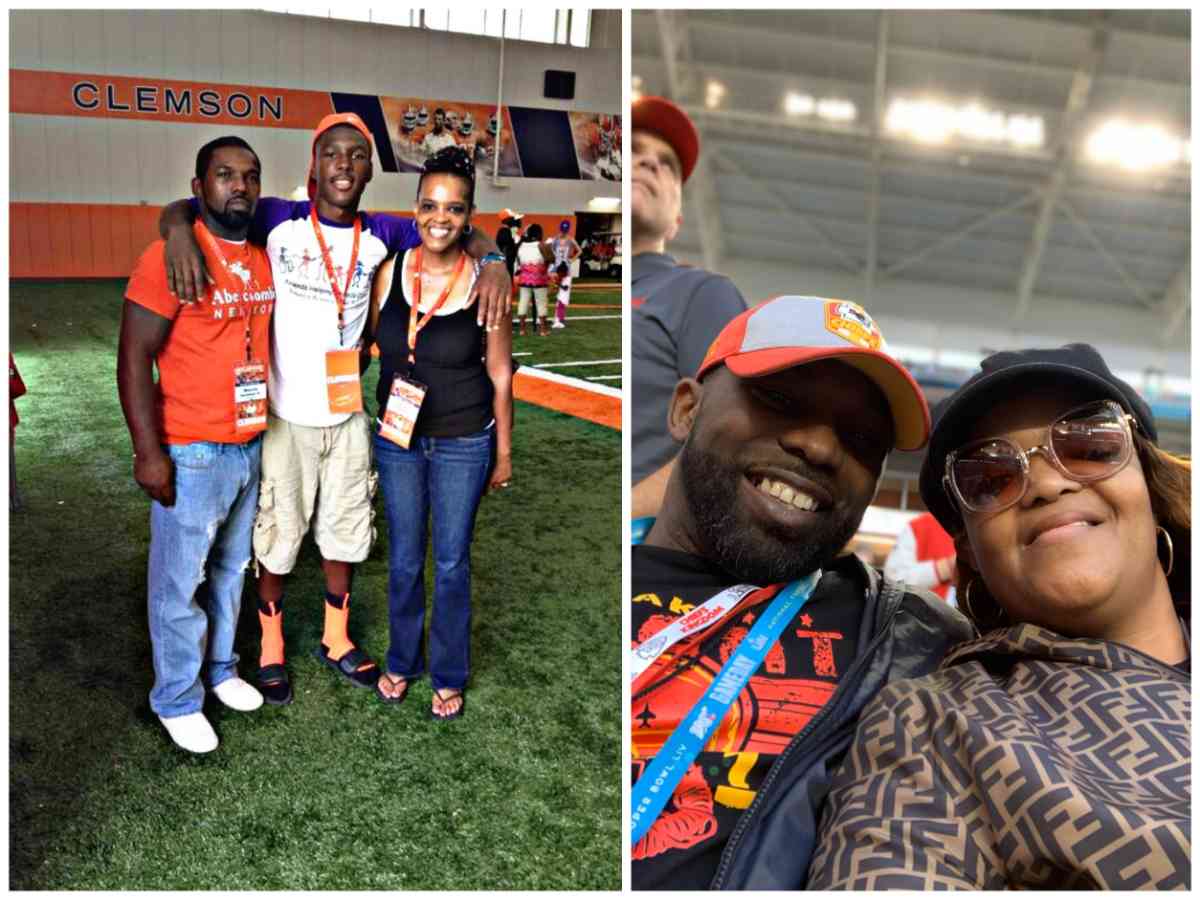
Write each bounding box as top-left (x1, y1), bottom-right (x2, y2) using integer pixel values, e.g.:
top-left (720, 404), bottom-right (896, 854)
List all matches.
top-left (368, 146), bottom-right (513, 720)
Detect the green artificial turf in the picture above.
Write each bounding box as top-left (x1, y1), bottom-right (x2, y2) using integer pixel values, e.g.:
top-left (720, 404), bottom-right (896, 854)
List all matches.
top-left (9, 279), bottom-right (622, 890)
top-left (512, 289), bottom-right (622, 387)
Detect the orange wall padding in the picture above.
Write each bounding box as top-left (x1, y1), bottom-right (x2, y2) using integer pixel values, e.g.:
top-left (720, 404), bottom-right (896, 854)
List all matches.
top-left (9, 203), bottom-right (578, 279)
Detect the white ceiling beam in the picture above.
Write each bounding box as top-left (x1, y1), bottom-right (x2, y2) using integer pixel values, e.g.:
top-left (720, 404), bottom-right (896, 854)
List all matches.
top-left (706, 135), bottom-right (1189, 208)
top-left (1058, 198), bottom-right (1153, 307)
top-left (1159, 262), bottom-right (1190, 343)
top-left (710, 147), bottom-right (862, 273)
top-left (679, 15), bottom-right (1187, 90)
top-left (654, 10), bottom-right (724, 273)
top-left (1013, 20), bottom-right (1108, 321)
top-left (881, 190), bottom-right (1039, 279)
top-left (707, 199), bottom-right (1185, 269)
top-left (864, 11), bottom-right (888, 301)
top-left (687, 105), bottom-right (1189, 193)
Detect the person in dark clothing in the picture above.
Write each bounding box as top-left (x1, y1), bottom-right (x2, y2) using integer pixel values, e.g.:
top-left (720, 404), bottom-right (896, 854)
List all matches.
top-left (630, 294), bottom-right (973, 890)
top-left (368, 146), bottom-right (513, 721)
top-left (631, 96), bottom-right (747, 519)
top-left (495, 209), bottom-right (523, 281)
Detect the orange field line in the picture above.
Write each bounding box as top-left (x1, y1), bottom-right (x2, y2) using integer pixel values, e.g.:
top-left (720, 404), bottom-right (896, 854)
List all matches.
top-left (513, 369), bottom-right (621, 430)
top-left (368, 344), bottom-right (620, 430)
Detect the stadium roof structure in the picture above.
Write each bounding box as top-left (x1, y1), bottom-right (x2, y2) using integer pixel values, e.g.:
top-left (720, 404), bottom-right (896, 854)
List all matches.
top-left (632, 10), bottom-right (1190, 348)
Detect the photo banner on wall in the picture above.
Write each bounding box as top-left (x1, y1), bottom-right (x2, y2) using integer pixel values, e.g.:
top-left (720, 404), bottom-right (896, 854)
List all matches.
top-left (11, 70), bottom-right (619, 183)
top-left (378, 97), bottom-right (522, 176)
top-left (570, 112), bottom-right (621, 182)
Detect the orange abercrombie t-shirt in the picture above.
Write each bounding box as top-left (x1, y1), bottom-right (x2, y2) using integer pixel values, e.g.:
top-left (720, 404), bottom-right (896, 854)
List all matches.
top-left (125, 221), bottom-right (276, 445)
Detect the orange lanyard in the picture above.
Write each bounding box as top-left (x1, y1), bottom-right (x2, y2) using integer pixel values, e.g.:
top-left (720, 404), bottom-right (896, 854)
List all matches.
top-left (408, 248), bottom-right (467, 364)
top-left (195, 224), bottom-right (257, 363)
top-left (309, 204), bottom-right (361, 347)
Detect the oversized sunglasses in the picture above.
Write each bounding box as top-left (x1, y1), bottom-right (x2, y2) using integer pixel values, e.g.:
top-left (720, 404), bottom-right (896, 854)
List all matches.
top-left (943, 400), bottom-right (1138, 516)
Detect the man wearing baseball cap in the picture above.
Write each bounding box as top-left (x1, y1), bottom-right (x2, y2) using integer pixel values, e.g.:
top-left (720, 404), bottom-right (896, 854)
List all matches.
top-left (632, 95), bottom-right (748, 519)
top-left (157, 113), bottom-right (513, 703)
top-left (630, 295), bottom-right (972, 890)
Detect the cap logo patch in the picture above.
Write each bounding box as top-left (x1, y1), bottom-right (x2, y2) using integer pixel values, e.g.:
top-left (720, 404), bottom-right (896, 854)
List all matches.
top-left (824, 300), bottom-right (881, 350)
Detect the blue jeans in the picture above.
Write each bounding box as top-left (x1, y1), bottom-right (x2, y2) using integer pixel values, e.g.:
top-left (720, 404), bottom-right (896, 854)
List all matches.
top-left (374, 429), bottom-right (493, 691)
top-left (147, 438), bottom-right (261, 718)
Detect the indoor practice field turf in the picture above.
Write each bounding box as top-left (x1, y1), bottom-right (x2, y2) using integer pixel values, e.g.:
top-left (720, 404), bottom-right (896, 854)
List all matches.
top-left (8, 278), bottom-right (621, 891)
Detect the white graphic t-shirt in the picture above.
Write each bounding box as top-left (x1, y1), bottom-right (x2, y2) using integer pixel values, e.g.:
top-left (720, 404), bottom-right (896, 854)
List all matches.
top-left (250, 197), bottom-right (420, 426)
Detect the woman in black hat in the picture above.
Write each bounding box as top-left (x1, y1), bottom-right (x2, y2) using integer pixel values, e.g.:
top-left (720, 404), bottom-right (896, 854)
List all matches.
top-left (808, 343), bottom-right (1190, 890)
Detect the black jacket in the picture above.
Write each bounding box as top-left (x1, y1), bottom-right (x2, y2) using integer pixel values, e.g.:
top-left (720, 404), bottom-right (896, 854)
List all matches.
top-left (709, 556), bottom-right (974, 889)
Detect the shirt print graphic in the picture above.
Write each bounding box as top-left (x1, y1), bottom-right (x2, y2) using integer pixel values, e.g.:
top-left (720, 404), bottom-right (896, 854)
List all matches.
top-left (631, 591), bottom-right (845, 860)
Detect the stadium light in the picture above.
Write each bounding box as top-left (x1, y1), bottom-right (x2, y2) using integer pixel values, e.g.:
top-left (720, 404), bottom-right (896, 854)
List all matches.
top-left (783, 91), bottom-right (815, 116)
top-left (817, 98), bottom-right (856, 122)
top-left (705, 79), bottom-right (727, 110)
top-left (589, 196), bottom-right (621, 211)
top-left (886, 97), bottom-right (1044, 150)
top-left (1084, 119), bottom-right (1186, 172)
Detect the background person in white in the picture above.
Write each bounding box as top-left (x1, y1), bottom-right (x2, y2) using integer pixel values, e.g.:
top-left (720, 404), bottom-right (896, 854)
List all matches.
top-left (422, 107), bottom-right (458, 160)
top-left (883, 511), bottom-right (958, 605)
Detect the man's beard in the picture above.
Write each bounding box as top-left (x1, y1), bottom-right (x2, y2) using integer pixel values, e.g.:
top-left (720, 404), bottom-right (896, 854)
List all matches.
top-left (678, 434), bottom-right (866, 585)
top-left (208, 204), bottom-right (251, 233)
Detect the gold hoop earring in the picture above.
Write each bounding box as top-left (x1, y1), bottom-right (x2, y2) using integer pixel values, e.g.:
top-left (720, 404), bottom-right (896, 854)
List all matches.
top-left (1156, 526), bottom-right (1174, 578)
top-left (961, 577), bottom-right (982, 622)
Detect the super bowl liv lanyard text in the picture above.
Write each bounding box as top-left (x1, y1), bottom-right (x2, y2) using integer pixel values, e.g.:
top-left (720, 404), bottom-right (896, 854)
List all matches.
top-left (309, 204), bottom-right (361, 347)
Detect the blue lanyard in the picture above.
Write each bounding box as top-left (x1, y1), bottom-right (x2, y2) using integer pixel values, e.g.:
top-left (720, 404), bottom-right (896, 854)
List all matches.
top-left (629, 568), bottom-right (821, 845)
top-left (631, 516), bottom-right (654, 546)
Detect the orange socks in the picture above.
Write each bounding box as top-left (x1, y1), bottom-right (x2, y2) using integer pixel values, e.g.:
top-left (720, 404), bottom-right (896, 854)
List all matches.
top-left (322, 592), bottom-right (355, 661)
top-left (257, 597), bottom-right (285, 668)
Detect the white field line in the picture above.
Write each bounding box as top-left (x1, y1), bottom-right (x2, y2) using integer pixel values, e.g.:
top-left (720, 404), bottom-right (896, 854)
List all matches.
top-left (516, 365), bottom-right (623, 399)
top-left (513, 352), bottom-right (533, 357)
top-left (589, 375), bottom-right (623, 380)
top-left (532, 358), bottom-right (621, 368)
top-left (510, 314), bottom-right (622, 322)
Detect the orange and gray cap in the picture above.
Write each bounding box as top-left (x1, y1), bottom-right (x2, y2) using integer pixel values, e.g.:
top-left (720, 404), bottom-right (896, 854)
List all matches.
top-left (696, 295), bottom-right (931, 451)
top-left (307, 112), bottom-right (374, 200)
top-left (632, 95), bottom-right (700, 183)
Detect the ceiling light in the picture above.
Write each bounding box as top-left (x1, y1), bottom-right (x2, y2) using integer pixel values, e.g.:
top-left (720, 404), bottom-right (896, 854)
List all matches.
top-left (1085, 119), bottom-right (1185, 171)
top-left (783, 91), bottom-right (815, 116)
top-left (705, 79), bottom-right (726, 110)
top-left (817, 98), bottom-right (856, 122)
top-left (886, 97), bottom-right (1043, 149)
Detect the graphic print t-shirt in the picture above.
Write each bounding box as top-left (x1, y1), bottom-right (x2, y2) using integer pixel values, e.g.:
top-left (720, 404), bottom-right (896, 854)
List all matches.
top-left (247, 197), bottom-right (421, 427)
top-left (630, 545), bottom-right (864, 890)
top-left (125, 221), bottom-right (275, 445)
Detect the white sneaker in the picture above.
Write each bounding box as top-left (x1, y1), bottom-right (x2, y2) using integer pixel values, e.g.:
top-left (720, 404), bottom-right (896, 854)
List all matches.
top-left (212, 677), bottom-right (264, 712)
top-left (159, 712), bottom-right (218, 754)
top-left (552, 320), bottom-right (565, 329)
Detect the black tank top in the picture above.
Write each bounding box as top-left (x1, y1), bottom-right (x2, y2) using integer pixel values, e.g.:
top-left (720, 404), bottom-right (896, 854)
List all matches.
top-left (375, 258), bottom-right (492, 438)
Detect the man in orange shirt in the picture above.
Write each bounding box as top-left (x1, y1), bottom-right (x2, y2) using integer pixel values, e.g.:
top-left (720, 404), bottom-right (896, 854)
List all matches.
top-left (117, 136), bottom-right (276, 754)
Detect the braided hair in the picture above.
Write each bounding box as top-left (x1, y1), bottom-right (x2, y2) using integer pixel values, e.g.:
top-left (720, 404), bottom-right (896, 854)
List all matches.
top-left (418, 144), bottom-right (475, 210)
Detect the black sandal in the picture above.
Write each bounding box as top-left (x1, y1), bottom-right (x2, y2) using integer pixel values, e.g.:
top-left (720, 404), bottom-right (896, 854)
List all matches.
top-left (255, 663), bottom-right (293, 706)
top-left (429, 688), bottom-right (466, 721)
top-left (375, 672), bottom-right (409, 705)
top-left (314, 644), bottom-right (379, 689)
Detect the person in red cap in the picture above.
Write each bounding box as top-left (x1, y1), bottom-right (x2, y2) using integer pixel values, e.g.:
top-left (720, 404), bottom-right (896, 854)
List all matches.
top-left (631, 95), bottom-right (747, 521)
top-left (629, 295), bottom-right (973, 890)
top-left (156, 112), bottom-right (512, 704)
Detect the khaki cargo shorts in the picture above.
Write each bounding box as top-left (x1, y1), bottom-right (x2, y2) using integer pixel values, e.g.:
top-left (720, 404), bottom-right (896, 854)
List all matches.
top-left (252, 412), bottom-right (378, 573)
